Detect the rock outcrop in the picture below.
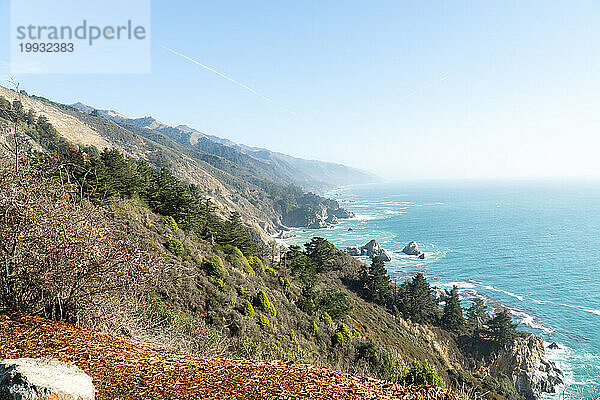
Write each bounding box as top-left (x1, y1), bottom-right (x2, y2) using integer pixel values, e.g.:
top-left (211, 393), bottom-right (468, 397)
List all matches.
top-left (0, 358), bottom-right (95, 400)
top-left (379, 249), bottom-right (393, 262)
top-left (330, 208), bottom-right (355, 219)
top-left (490, 334), bottom-right (564, 400)
top-left (325, 215), bottom-right (338, 224)
top-left (402, 242), bottom-right (425, 258)
top-left (283, 205), bottom-right (353, 229)
top-left (307, 217), bottom-right (327, 229)
top-left (345, 240), bottom-right (392, 261)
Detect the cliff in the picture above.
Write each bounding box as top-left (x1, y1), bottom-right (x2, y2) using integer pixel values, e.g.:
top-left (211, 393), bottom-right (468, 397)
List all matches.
top-left (490, 334), bottom-right (563, 400)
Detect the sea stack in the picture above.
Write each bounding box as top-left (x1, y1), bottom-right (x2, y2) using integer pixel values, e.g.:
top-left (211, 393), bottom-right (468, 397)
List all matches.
top-left (402, 241), bottom-right (425, 259)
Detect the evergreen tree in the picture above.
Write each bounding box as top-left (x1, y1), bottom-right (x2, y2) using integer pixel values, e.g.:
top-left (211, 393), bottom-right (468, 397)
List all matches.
top-left (466, 298), bottom-right (488, 336)
top-left (441, 286), bottom-right (465, 333)
top-left (362, 256), bottom-right (390, 304)
top-left (304, 237), bottom-right (336, 272)
top-left (488, 308), bottom-right (518, 346)
top-left (399, 273), bottom-right (440, 324)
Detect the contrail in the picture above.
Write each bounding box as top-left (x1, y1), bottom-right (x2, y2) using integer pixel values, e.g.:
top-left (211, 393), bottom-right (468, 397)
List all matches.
top-left (159, 44), bottom-right (296, 115)
top-left (400, 75), bottom-right (449, 100)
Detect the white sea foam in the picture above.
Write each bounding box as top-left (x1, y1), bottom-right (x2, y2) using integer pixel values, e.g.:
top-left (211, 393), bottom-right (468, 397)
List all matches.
top-left (509, 309), bottom-right (555, 334)
top-left (558, 303), bottom-right (600, 317)
top-left (483, 285), bottom-right (524, 301)
top-left (351, 214), bottom-right (379, 221)
top-left (382, 210), bottom-right (406, 215)
top-left (441, 281), bottom-right (475, 289)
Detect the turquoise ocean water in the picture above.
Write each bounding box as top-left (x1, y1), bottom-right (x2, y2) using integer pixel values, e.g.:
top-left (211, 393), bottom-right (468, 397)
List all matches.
top-left (284, 179), bottom-right (600, 397)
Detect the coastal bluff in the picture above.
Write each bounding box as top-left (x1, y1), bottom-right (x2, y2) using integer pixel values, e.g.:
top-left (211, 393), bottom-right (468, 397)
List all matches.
top-left (491, 334), bottom-right (564, 400)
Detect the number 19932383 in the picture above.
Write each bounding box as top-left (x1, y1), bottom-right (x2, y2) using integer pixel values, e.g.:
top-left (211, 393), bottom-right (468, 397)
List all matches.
top-left (19, 42), bottom-right (74, 52)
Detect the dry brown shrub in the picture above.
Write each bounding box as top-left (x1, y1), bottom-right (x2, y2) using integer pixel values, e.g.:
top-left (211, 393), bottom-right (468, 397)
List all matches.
top-left (0, 159), bottom-right (158, 323)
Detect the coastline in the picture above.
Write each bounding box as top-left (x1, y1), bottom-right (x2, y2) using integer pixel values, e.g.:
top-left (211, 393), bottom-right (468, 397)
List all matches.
top-left (281, 182), bottom-right (585, 398)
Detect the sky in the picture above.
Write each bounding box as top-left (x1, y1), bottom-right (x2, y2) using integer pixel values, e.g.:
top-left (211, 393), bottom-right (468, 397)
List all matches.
top-left (1, 1), bottom-right (599, 180)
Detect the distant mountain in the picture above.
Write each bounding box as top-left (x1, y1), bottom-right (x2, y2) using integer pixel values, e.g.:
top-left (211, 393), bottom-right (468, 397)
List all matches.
top-left (175, 124), bottom-right (380, 190)
top-left (70, 103), bottom-right (379, 192)
top-left (0, 89), bottom-right (370, 234)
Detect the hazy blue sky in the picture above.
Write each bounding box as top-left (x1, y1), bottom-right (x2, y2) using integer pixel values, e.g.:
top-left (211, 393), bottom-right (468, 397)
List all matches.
top-left (1, 1), bottom-right (599, 179)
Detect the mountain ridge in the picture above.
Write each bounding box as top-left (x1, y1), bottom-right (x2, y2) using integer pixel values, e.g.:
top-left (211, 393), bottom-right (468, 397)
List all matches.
top-left (70, 102), bottom-right (379, 192)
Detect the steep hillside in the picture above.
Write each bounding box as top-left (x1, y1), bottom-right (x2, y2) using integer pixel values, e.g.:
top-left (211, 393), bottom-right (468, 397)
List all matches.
top-left (0, 307), bottom-right (455, 400)
top-left (1, 85), bottom-right (354, 234)
top-left (0, 87), bottom-right (562, 400)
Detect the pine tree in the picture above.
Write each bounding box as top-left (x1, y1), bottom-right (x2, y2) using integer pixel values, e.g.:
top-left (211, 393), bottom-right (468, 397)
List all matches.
top-left (441, 286), bottom-right (465, 333)
top-left (488, 308), bottom-right (518, 346)
top-left (401, 273), bottom-right (440, 324)
top-left (305, 237), bottom-right (336, 271)
top-left (363, 256), bottom-right (390, 304)
top-left (466, 298), bottom-right (488, 336)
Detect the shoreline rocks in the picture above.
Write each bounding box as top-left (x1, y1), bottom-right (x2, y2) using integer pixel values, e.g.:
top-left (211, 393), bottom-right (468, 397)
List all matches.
top-left (402, 241), bottom-right (425, 259)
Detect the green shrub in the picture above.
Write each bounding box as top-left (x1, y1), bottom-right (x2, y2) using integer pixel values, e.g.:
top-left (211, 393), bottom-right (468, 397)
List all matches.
top-left (248, 256), bottom-right (264, 273)
top-left (398, 360), bottom-right (444, 387)
top-left (225, 245), bottom-right (254, 275)
top-left (237, 285), bottom-right (246, 296)
top-left (256, 290), bottom-right (277, 317)
top-left (332, 331), bottom-right (345, 346)
top-left (164, 215), bottom-right (178, 231)
top-left (242, 300), bottom-right (255, 317)
top-left (311, 321), bottom-right (319, 336)
top-left (208, 276), bottom-right (225, 290)
top-left (336, 323), bottom-right (351, 339)
top-left (205, 255), bottom-right (226, 277)
top-left (322, 312), bottom-right (333, 326)
top-left (166, 237), bottom-right (184, 256)
top-left (257, 312), bottom-right (270, 327)
top-left (265, 267), bottom-right (277, 277)
top-left (351, 328), bottom-right (360, 337)
top-left (318, 287), bottom-right (351, 321)
top-left (279, 277), bottom-right (291, 290)
top-left (289, 329), bottom-right (297, 343)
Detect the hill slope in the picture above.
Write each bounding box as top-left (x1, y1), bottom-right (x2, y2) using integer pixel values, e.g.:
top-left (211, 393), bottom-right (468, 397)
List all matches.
top-left (1, 85), bottom-right (358, 234)
top-left (0, 307), bottom-right (455, 400)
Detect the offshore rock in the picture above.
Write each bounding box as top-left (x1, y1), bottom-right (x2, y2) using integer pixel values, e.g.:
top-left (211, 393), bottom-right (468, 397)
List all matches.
top-left (345, 240), bottom-right (392, 262)
top-left (0, 358), bottom-right (95, 400)
top-left (402, 242), bottom-right (425, 258)
top-left (379, 249), bottom-right (393, 262)
top-left (490, 334), bottom-right (564, 400)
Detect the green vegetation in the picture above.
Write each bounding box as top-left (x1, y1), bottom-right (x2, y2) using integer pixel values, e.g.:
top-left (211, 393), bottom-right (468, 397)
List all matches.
top-left (166, 237), bottom-right (184, 256)
top-left (395, 273), bottom-right (440, 324)
top-left (206, 255), bottom-right (226, 278)
top-left (242, 300), bottom-right (255, 317)
top-left (488, 309), bottom-right (518, 346)
top-left (466, 298), bottom-right (488, 336)
top-left (361, 256), bottom-right (390, 304)
top-left (441, 286), bottom-right (465, 333)
top-left (398, 360), bottom-right (444, 387)
top-left (256, 291), bottom-right (276, 317)
top-left (164, 215), bottom-right (179, 231)
top-left (257, 313), bottom-right (270, 328)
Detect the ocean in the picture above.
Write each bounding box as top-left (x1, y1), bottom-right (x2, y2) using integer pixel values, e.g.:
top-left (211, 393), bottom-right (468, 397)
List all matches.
top-left (284, 179), bottom-right (600, 397)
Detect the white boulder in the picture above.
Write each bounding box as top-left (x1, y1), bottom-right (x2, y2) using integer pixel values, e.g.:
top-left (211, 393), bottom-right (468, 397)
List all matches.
top-left (0, 358), bottom-right (95, 400)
